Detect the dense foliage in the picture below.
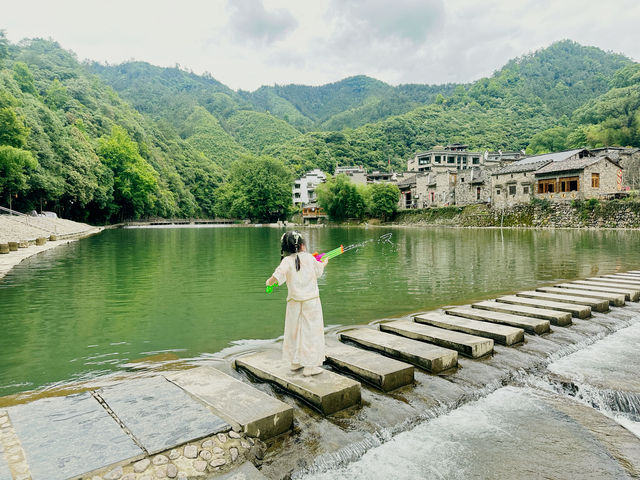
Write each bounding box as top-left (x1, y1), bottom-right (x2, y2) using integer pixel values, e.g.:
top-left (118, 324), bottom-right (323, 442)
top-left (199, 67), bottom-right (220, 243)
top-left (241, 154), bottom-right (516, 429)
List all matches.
top-left (316, 175), bottom-right (399, 221)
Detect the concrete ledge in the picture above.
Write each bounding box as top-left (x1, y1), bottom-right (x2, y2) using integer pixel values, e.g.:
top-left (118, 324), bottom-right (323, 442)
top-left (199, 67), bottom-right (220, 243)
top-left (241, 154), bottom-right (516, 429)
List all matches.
top-left (447, 306), bottom-right (552, 333)
top-left (235, 351), bottom-right (361, 415)
top-left (167, 366), bottom-right (293, 440)
top-left (413, 312), bottom-right (524, 346)
top-left (596, 275), bottom-right (640, 286)
top-left (380, 320), bottom-right (494, 358)
top-left (573, 280), bottom-right (640, 299)
top-left (560, 282), bottom-right (640, 302)
top-left (340, 328), bottom-right (458, 373)
top-left (496, 295), bottom-right (591, 319)
top-left (325, 341), bottom-right (414, 391)
top-left (216, 462), bottom-right (268, 480)
top-left (536, 287), bottom-right (625, 307)
top-left (471, 300), bottom-right (571, 326)
top-left (516, 290), bottom-right (609, 312)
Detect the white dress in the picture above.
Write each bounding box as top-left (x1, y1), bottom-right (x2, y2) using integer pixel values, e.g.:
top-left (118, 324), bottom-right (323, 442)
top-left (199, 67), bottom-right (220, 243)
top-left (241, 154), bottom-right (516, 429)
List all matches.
top-left (272, 252), bottom-right (326, 367)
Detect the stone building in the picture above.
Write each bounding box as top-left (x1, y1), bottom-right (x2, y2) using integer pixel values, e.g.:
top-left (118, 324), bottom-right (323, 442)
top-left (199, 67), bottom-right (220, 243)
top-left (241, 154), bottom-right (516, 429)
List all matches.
top-left (292, 169), bottom-right (326, 206)
top-left (408, 144), bottom-right (502, 173)
top-left (590, 147), bottom-right (640, 190)
top-left (534, 156), bottom-right (622, 201)
top-left (335, 166), bottom-right (367, 185)
top-left (454, 167), bottom-right (493, 205)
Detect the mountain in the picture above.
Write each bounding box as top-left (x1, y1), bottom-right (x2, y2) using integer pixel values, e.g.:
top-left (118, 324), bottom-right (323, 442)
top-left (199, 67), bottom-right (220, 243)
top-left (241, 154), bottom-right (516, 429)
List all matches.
top-left (1, 34), bottom-right (638, 223)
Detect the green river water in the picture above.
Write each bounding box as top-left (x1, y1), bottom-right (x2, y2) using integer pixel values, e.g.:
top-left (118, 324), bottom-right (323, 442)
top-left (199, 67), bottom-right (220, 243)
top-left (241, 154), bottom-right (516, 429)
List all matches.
top-left (1, 226), bottom-right (640, 397)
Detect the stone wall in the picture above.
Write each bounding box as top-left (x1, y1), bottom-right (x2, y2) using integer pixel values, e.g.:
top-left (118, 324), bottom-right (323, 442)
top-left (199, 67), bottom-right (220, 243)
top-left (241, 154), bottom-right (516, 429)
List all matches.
top-left (393, 199), bottom-right (640, 228)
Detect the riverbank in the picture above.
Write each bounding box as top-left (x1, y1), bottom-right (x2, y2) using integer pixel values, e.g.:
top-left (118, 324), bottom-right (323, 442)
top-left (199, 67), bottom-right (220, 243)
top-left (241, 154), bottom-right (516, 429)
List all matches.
top-left (0, 215), bottom-right (103, 280)
top-left (391, 199), bottom-right (640, 228)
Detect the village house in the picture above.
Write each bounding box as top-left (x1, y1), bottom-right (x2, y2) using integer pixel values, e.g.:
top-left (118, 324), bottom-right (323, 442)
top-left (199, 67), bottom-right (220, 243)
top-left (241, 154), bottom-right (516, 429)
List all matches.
top-left (454, 167), bottom-right (493, 205)
top-left (491, 149), bottom-right (623, 208)
top-left (334, 166), bottom-right (367, 184)
top-left (408, 144), bottom-right (503, 173)
top-left (292, 168), bottom-right (326, 206)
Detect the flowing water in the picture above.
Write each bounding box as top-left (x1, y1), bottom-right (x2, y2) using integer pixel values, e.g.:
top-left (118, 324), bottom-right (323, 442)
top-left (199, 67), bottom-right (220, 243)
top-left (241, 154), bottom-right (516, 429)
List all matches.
top-left (1, 226), bottom-right (640, 478)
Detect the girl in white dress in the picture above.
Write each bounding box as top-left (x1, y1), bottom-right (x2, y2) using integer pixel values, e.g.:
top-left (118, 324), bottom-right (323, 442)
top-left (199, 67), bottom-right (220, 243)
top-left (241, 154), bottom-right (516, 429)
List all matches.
top-left (266, 231), bottom-right (328, 376)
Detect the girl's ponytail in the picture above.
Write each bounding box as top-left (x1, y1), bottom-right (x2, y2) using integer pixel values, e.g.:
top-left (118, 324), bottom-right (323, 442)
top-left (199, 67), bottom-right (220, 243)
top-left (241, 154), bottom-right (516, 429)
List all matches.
top-left (281, 231), bottom-right (305, 271)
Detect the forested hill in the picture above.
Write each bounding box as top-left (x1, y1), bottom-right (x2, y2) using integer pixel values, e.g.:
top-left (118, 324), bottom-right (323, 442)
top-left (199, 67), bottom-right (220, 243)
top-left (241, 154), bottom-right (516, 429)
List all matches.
top-left (1, 34), bottom-right (638, 223)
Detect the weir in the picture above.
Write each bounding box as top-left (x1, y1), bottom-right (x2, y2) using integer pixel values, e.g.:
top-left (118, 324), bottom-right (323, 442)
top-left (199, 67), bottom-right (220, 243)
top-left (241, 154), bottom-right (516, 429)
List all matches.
top-left (2, 270), bottom-right (640, 479)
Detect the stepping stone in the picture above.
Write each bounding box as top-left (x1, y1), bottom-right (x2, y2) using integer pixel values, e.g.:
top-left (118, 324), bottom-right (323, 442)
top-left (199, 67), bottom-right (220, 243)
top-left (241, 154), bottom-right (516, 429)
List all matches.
top-left (447, 306), bottom-right (552, 333)
top-left (380, 319), bottom-right (493, 358)
top-left (167, 366), bottom-right (293, 440)
top-left (5, 393), bottom-right (144, 480)
top-left (560, 282), bottom-right (640, 302)
top-left (471, 300), bottom-right (570, 326)
top-left (340, 328), bottom-right (458, 373)
top-left (325, 341), bottom-right (414, 391)
top-left (572, 280), bottom-right (640, 301)
top-left (235, 351), bottom-right (361, 415)
top-left (536, 287), bottom-right (625, 307)
top-left (413, 312), bottom-right (524, 346)
top-left (516, 290), bottom-right (609, 312)
top-left (596, 275), bottom-right (640, 286)
top-left (496, 295), bottom-right (591, 319)
top-left (98, 376), bottom-right (229, 455)
top-left (216, 461), bottom-right (268, 479)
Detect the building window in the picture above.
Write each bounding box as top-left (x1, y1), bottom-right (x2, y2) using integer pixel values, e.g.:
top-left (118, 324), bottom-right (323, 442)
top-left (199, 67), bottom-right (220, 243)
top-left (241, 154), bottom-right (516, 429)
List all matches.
top-left (419, 156), bottom-right (430, 165)
top-left (508, 185), bottom-right (516, 196)
top-left (447, 156), bottom-right (455, 164)
top-left (476, 187), bottom-right (481, 200)
top-left (559, 177), bottom-right (579, 192)
top-left (294, 184), bottom-right (301, 189)
top-left (472, 157), bottom-right (479, 164)
top-left (538, 179), bottom-right (556, 194)
top-left (592, 173), bottom-right (600, 188)
top-left (294, 193), bottom-right (301, 198)
top-left (523, 185), bottom-right (530, 194)
top-left (496, 189), bottom-right (501, 195)
top-left (434, 155), bottom-right (441, 163)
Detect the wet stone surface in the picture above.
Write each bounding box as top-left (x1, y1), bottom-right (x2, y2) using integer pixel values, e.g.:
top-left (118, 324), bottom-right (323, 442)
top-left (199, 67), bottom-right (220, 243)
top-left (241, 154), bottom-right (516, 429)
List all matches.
top-left (97, 376), bottom-right (229, 455)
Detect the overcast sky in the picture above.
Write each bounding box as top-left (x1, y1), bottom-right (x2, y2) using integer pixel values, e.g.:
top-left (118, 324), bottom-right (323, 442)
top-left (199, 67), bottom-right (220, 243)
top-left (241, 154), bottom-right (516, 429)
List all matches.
top-left (3, 0), bottom-right (640, 91)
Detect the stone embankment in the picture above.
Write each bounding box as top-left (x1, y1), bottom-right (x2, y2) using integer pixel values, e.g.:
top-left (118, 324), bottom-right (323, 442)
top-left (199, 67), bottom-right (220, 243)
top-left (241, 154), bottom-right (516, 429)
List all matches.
top-left (393, 199), bottom-right (640, 228)
top-left (0, 214), bottom-right (102, 279)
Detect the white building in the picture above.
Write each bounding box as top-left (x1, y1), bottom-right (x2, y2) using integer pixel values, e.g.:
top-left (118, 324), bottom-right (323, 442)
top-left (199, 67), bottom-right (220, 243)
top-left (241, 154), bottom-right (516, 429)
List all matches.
top-left (292, 169), bottom-right (327, 206)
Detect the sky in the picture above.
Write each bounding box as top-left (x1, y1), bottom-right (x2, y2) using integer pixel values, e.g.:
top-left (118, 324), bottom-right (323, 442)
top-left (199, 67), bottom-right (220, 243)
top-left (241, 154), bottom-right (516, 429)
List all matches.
top-left (2, 0), bottom-right (640, 91)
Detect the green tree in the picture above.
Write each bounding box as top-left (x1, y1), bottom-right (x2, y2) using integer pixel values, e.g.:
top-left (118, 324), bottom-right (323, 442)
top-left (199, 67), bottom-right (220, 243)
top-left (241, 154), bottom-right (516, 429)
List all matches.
top-left (12, 62), bottom-right (37, 95)
top-left (0, 145), bottom-right (37, 210)
top-left (97, 126), bottom-right (159, 219)
top-left (44, 79), bottom-right (70, 110)
top-left (0, 107), bottom-right (29, 148)
top-left (316, 174), bottom-right (366, 221)
top-left (215, 155), bottom-right (292, 222)
top-left (0, 30), bottom-right (8, 62)
top-left (369, 183), bottom-right (400, 221)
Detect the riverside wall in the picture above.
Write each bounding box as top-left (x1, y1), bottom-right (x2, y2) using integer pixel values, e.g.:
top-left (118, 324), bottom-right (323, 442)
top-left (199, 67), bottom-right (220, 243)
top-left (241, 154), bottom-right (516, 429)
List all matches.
top-left (393, 199), bottom-right (640, 228)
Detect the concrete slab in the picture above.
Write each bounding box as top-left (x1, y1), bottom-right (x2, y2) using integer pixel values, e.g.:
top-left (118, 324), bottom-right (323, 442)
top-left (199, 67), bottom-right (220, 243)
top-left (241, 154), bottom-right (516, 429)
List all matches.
top-left (471, 300), bottom-right (571, 326)
top-left (607, 273), bottom-right (640, 279)
top-left (515, 290), bottom-right (609, 312)
top-left (216, 461), bottom-right (268, 480)
top-left (535, 287), bottom-right (625, 307)
top-left (380, 319), bottom-right (494, 358)
top-left (496, 295), bottom-right (591, 319)
top-left (626, 270), bottom-right (640, 275)
top-left (596, 275), bottom-right (640, 286)
top-left (325, 341), bottom-right (414, 391)
top-left (5, 393), bottom-right (144, 480)
top-left (167, 366), bottom-right (293, 440)
top-left (413, 312), bottom-right (524, 346)
top-left (572, 280), bottom-right (640, 301)
top-left (235, 351), bottom-right (361, 415)
top-left (560, 282), bottom-right (640, 302)
top-left (340, 328), bottom-right (458, 373)
top-left (446, 306), bottom-right (552, 333)
top-left (98, 376), bottom-right (229, 455)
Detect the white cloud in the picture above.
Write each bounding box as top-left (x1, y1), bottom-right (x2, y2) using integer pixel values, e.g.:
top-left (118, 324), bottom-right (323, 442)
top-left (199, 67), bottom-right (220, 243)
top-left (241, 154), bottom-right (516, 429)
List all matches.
top-left (1, 0), bottom-right (639, 90)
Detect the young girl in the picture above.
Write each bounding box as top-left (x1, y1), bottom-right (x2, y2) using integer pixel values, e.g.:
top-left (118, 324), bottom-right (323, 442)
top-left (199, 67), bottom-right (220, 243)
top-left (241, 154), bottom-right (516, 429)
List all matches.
top-left (266, 231), bottom-right (327, 376)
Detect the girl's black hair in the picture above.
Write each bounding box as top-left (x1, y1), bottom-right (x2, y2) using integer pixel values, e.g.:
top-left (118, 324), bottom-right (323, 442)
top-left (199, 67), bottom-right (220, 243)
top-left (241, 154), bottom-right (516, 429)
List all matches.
top-left (281, 231), bottom-right (305, 271)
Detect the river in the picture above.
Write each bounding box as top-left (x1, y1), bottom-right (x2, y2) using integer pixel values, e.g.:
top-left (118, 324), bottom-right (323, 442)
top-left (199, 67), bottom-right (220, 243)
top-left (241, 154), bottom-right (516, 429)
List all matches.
top-left (1, 226), bottom-right (640, 396)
